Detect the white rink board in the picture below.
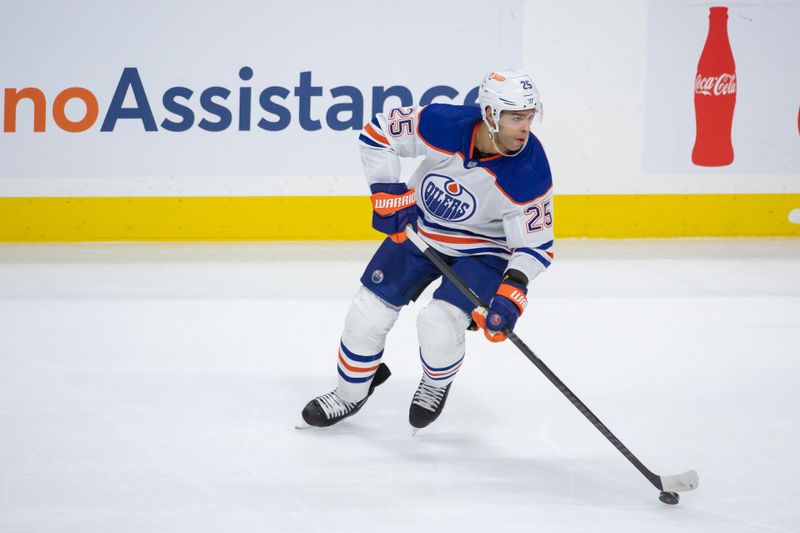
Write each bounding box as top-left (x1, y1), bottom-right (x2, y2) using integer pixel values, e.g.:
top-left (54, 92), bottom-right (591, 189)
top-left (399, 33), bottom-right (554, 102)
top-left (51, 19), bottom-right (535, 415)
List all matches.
top-left (523, 0), bottom-right (800, 194)
top-left (0, 0), bottom-right (521, 196)
top-left (642, 1), bottom-right (799, 176)
top-left (1, 0), bottom-right (798, 198)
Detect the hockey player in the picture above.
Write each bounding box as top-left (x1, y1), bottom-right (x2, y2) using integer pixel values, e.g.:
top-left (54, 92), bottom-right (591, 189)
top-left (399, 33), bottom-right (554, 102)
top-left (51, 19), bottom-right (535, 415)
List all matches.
top-left (300, 68), bottom-right (554, 431)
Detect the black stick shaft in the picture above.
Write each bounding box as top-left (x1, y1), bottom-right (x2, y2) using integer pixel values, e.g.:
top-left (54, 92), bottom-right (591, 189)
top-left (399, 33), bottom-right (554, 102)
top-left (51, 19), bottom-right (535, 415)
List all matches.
top-left (409, 229), bottom-right (663, 490)
top-left (503, 332), bottom-right (662, 490)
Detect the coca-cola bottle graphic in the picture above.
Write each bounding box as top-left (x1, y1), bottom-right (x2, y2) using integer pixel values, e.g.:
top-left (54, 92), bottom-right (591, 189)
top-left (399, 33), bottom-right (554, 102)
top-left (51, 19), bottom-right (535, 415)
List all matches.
top-left (692, 6), bottom-right (736, 167)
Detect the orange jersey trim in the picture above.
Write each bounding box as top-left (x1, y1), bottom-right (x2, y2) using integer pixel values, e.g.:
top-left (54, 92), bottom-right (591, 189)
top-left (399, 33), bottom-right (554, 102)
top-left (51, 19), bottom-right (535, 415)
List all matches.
top-left (418, 226), bottom-right (497, 246)
top-left (364, 123), bottom-right (389, 145)
top-left (414, 106), bottom-right (456, 156)
top-left (468, 122), bottom-right (506, 162)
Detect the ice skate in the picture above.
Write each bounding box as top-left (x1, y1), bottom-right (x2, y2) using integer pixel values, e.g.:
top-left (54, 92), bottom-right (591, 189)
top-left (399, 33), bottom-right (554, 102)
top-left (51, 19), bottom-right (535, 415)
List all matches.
top-left (298, 363), bottom-right (391, 429)
top-left (409, 377), bottom-right (452, 434)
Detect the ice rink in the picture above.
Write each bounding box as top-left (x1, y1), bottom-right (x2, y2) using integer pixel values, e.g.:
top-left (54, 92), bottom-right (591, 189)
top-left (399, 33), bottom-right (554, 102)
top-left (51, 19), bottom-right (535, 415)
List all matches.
top-left (1, 238), bottom-right (799, 533)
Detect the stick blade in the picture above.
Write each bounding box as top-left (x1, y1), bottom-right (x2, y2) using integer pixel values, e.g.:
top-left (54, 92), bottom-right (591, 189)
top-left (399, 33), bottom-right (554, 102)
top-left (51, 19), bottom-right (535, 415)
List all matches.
top-left (660, 470), bottom-right (699, 492)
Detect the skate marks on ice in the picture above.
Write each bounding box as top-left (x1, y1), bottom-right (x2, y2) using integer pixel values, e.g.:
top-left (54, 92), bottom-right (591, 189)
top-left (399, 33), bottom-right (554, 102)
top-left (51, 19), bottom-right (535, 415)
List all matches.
top-left (2, 239), bottom-right (800, 532)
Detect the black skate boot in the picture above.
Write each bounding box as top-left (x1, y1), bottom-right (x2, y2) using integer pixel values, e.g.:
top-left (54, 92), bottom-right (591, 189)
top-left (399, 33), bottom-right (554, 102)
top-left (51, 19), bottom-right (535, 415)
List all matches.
top-left (409, 377), bottom-right (452, 431)
top-left (300, 363), bottom-right (391, 428)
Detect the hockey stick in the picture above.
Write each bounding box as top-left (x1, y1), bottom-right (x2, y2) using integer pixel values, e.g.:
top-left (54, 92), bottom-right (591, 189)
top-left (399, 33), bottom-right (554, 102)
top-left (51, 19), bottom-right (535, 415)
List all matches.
top-left (404, 225), bottom-right (698, 503)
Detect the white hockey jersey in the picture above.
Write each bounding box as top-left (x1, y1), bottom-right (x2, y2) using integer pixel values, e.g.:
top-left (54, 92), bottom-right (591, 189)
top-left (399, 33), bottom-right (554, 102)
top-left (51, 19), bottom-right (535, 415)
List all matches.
top-left (359, 103), bottom-right (554, 284)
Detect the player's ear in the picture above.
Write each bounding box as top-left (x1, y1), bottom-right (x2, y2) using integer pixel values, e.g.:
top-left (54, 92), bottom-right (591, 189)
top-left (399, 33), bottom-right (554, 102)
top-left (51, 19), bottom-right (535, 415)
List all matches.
top-left (484, 106), bottom-right (496, 128)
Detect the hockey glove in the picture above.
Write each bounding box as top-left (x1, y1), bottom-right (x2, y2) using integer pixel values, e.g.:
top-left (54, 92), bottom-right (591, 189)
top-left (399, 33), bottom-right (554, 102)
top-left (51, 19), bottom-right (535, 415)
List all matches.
top-left (471, 278), bottom-right (528, 343)
top-left (370, 183), bottom-right (418, 243)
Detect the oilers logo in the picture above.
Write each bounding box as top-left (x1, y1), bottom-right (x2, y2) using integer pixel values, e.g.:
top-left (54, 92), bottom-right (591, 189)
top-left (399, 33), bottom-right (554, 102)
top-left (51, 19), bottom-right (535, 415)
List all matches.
top-left (421, 174), bottom-right (476, 222)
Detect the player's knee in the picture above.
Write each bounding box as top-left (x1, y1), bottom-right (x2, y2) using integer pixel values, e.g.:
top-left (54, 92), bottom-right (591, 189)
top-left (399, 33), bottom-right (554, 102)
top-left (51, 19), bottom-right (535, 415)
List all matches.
top-left (343, 286), bottom-right (400, 339)
top-left (417, 299), bottom-right (470, 350)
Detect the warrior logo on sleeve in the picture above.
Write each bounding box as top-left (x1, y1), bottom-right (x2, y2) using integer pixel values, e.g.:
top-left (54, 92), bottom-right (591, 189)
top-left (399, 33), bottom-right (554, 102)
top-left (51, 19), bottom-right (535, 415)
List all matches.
top-left (421, 174), bottom-right (476, 222)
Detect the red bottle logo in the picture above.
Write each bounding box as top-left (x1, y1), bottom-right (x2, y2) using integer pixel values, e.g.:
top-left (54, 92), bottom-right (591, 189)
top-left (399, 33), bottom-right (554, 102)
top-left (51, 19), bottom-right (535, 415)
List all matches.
top-left (692, 6), bottom-right (736, 167)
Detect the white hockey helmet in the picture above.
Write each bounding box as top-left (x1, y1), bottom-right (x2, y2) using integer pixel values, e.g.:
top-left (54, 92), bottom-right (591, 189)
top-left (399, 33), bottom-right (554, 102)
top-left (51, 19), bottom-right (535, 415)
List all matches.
top-left (479, 68), bottom-right (542, 134)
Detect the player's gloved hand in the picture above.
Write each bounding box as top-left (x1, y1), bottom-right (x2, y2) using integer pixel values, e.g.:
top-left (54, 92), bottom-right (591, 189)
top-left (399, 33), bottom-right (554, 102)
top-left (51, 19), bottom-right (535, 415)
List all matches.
top-left (370, 183), bottom-right (417, 243)
top-left (471, 279), bottom-right (528, 343)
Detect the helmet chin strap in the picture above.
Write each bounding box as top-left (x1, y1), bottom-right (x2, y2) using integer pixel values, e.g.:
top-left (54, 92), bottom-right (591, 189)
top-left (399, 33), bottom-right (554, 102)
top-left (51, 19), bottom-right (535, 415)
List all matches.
top-left (485, 120), bottom-right (529, 158)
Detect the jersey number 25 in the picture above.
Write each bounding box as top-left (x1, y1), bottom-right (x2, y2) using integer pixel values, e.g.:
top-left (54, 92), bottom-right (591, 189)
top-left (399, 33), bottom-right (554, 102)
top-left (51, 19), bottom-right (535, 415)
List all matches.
top-left (387, 107), bottom-right (414, 137)
top-left (525, 200), bottom-right (553, 233)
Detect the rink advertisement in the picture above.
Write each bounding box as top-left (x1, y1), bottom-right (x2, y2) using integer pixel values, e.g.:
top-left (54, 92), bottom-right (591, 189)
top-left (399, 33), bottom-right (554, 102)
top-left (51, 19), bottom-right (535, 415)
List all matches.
top-left (1, 0), bottom-right (798, 240)
top-left (0, 0), bottom-right (521, 196)
top-left (643, 1), bottom-right (799, 174)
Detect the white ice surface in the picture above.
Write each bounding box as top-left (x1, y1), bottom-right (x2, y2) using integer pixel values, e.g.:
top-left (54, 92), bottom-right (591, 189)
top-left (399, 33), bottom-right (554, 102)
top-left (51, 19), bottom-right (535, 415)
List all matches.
top-left (1, 239), bottom-right (799, 533)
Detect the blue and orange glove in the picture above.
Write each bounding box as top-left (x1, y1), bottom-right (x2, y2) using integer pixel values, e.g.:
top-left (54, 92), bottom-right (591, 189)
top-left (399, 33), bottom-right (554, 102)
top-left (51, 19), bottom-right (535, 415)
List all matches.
top-left (370, 183), bottom-right (418, 243)
top-left (471, 274), bottom-right (528, 343)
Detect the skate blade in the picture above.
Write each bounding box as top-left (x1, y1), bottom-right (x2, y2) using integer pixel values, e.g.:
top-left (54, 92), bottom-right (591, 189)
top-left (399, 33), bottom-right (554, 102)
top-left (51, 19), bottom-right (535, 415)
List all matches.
top-left (295, 420), bottom-right (312, 430)
top-left (411, 428), bottom-right (420, 436)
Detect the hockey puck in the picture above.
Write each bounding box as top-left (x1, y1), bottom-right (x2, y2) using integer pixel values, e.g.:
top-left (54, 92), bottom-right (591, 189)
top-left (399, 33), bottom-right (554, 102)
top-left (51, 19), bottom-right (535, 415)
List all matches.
top-left (658, 491), bottom-right (680, 505)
